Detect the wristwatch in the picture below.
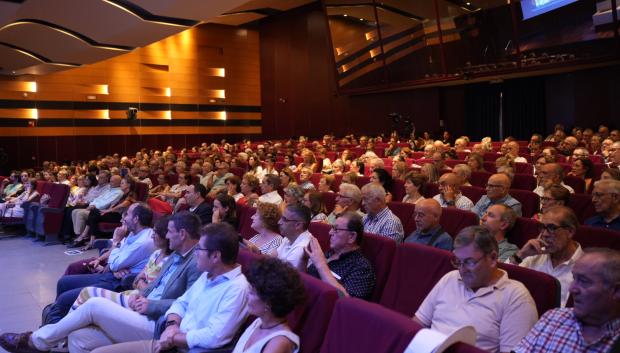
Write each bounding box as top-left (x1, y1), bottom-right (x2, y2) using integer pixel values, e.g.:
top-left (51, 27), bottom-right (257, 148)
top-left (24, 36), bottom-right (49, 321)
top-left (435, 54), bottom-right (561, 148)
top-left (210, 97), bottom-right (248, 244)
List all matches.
top-left (165, 320), bottom-right (179, 328)
top-left (512, 254), bottom-right (523, 264)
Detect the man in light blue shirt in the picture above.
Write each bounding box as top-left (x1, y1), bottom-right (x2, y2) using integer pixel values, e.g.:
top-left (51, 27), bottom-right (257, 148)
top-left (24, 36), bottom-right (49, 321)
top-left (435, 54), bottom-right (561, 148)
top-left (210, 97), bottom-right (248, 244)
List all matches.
top-left (45, 203), bottom-right (155, 324)
top-left (472, 173), bottom-right (522, 219)
top-left (74, 223), bottom-right (250, 352)
top-left (70, 174), bottom-right (124, 238)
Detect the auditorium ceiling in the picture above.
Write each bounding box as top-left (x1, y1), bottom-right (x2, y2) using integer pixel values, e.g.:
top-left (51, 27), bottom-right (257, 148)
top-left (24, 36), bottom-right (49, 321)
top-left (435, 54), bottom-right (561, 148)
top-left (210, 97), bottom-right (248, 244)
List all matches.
top-left (0, 0), bottom-right (315, 76)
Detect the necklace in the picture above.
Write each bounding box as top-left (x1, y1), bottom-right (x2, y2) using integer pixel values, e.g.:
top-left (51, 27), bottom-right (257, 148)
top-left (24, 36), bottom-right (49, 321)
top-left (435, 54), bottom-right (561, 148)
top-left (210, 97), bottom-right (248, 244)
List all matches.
top-left (260, 320), bottom-right (286, 330)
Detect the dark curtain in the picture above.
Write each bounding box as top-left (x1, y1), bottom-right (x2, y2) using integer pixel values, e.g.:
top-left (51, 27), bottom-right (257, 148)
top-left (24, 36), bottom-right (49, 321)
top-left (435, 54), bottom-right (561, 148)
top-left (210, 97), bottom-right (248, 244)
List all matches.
top-left (465, 77), bottom-right (546, 141)
top-left (464, 83), bottom-right (502, 141)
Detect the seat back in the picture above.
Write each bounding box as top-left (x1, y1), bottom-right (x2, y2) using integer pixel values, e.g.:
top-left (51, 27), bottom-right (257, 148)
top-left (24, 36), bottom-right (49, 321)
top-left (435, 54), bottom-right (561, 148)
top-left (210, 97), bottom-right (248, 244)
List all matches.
top-left (230, 167), bottom-right (245, 178)
top-left (237, 205), bottom-right (257, 239)
top-left (310, 173), bottom-right (323, 188)
top-left (563, 175), bottom-right (586, 194)
top-left (575, 225), bottom-right (620, 250)
top-left (512, 174), bottom-right (537, 191)
top-left (47, 183), bottom-right (70, 209)
top-left (320, 192), bottom-right (336, 214)
top-left (567, 193), bottom-right (595, 223)
top-left (423, 183), bottom-right (439, 198)
top-left (319, 298), bottom-right (422, 353)
top-left (291, 273), bottom-right (339, 353)
top-left (514, 163), bottom-right (533, 175)
top-left (445, 343), bottom-right (489, 353)
top-left (309, 222), bottom-right (331, 251)
top-left (387, 202), bottom-right (416, 234)
top-left (470, 171), bottom-right (491, 188)
top-left (507, 217), bottom-right (540, 249)
top-left (391, 179), bottom-right (406, 202)
top-left (509, 189), bottom-right (540, 218)
top-left (360, 233), bottom-right (397, 302)
top-left (134, 182), bottom-right (149, 202)
top-left (460, 185), bottom-right (485, 204)
top-left (498, 263), bottom-right (561, 316)
top-left (355, 176), bottom-right (370, 189)
top-left (380, 243), bottom-right (453, 316)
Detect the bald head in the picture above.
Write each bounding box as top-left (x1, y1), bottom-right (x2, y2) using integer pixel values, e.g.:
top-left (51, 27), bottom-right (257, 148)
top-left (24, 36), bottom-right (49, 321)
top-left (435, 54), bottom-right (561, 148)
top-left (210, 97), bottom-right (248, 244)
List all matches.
top-left (414, 198), bottom-right (442, 232)
top-left (110, 175), bottom-right (122, 187)
top-left (487, 173), bottom-right (511, 200)
top-left (439, 173), bottom-right (461, 188)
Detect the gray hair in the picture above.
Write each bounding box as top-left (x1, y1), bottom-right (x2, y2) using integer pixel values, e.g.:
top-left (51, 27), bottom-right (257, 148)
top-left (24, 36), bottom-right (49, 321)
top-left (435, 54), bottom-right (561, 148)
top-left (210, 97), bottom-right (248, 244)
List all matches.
top-left (453, 164), bottom-right (472, 182)
top-left (583, 248), bottom-right (620, 286)
top-left (361, 183), bottom-right (386, 201)
top-left (593, 179), bottom-right (620, 194)
top-left (339, 183), bottom-right (362, 205)
top-left (454, 226), bottom-right (498, 255)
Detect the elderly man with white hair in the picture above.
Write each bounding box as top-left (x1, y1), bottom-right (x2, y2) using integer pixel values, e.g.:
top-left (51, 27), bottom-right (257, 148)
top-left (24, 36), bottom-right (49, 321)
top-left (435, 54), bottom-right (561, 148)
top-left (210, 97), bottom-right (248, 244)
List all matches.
top-left (361, 183), bottom-right (404, 243)
top-left (586, 179), bottom-right (620, 230)
top-left (327, 183), bottom-right (365, 225)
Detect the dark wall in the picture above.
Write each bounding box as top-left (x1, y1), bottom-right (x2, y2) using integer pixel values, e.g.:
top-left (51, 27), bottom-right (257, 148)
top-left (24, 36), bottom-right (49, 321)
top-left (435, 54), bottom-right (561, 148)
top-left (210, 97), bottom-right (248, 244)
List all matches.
top-left (258, 4), bottom-right (446, 139)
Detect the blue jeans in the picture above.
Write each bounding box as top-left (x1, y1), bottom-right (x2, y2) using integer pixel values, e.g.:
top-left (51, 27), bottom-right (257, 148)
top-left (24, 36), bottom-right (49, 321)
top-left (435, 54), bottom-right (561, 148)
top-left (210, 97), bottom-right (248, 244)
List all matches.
top-left (45, 272), bottom-right (121, 324)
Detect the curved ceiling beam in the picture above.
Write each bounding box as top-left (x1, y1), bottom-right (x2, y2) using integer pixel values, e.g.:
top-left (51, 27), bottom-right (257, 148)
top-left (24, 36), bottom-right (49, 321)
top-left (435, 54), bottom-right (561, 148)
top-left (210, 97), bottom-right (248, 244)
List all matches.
top-left (0, 41), bottom-right (81, 67)
top-left (1, 19), bottom-right (134, 51)
top-left (101, 0), bottom-right (199, 27)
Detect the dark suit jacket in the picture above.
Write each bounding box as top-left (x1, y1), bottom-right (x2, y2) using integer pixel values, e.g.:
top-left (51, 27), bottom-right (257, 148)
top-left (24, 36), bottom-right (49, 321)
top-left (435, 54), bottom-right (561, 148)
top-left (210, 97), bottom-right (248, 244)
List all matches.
top-left (192, 200), bottom-right (213, 225)
top-left (142, 246), bottom-right (201, 319)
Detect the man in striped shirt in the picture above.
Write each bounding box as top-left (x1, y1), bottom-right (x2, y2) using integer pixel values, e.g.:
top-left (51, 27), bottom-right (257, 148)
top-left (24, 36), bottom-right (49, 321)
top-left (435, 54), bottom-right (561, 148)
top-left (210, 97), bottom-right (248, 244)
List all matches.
top-left (361, 183), bottom-right (404, 243)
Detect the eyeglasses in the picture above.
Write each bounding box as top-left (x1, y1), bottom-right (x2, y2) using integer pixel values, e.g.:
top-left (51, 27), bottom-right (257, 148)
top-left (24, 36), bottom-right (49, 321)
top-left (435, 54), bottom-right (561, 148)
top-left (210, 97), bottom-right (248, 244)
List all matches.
top-left (540, 197), bottom-right (559, 203)
top-left (537, 223), bottom-right (571, 234)
top-left (592, 192), bottom-right (617, 199)
top-left (485, 184), bottom-right (504, 189)
top-left (330, 225), bottom-right (351, 233)
top-left (196, 246), bottom-right (216, 252)
top-left (450, 256), bottom-right (485, 269)
top-left (336, 193), bottom-right (351, 199)
top-left (280, 216), bottom-right (302, 223)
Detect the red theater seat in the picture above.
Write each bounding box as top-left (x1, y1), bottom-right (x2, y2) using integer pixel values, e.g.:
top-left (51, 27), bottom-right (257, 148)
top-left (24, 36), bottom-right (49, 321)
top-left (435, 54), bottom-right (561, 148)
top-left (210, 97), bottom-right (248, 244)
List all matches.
top-left (319, 298), bottom-right (422, 353)
top-left (512, 174), bottom-right (537, 191)
top-left (563, 175), bottom-right (586, 194)
top-left (380, 243), bottom-right (453, 316)
top-left (461, 185), bottom-right (485, 204)
top-left (33, 183), bottom-right (70, 243)
top-left (360, 233), bottom-right (397, 302)
top-left (470, 171), bottom-right (492, 188)
top-left (507, 217), bottom-right (540, 249)
top-left (320, 192), bottom-right (336, 214)
top-left (237, 204), bottom-right (257, 239)
top-left (445, 342), bottom-right (488, 353)
top-left (387, 202), bottom-right (416, 234)
top-left (391, 179), bottom-right (406, 202)
top-left (514, 163), bottom-right (534, 175)
top-left (509, 189), bottom-right (540, 218)
top-left (575, 225), bottom-right (620, 250)
top-left (567, 193), bottom-right (595, 223)
top-left (498, 263), bottom-right (561, 315)
top-left (309, 222), bottom-right (331, 251)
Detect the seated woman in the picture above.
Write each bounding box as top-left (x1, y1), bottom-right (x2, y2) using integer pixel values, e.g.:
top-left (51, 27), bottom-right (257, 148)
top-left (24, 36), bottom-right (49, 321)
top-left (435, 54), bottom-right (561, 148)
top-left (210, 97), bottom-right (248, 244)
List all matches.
top-left (212, 193), bottom-right (238, 228)
top-left (341, 171), bottom-right (358, 185)
top-left (297, 149), bottom-right (318, 173)
top-left (225, 175), bottom-right (244, 202)
top-left (69, 216), bottom-right (172, 311)
top-left (317, 175), bottom-right (335, 193)
top-left (280, 183), bottom-right (305, 214)
top-left (0, 172), bottom-right (24, 202)
top-left (466, 152), bottom-right (486, 173)
top-left (569, 157), bottom-right (594, 192)
top-left (0, 179), bottom-right (39, 218)
top-left (238, 174), bottom-right (260, 207)
top-left (304, 191), bottom-right (328, 223)
top-left (391, 161), bottom-right (407, 181)
top-left (147, 173), bottom-right (191, 215)
top-left (371, 168), bottom-right (394, 203)
top-left (282, 154), bottom-right (297, 172)
top-left (246, 155), bottom-right (264, 180)
top-left (70, 177), bottom-right (137, 250)
top-left (147, 174), bottom-right (169, 199)
top-left (279, 168), bottom-right (295, 189)
top-left (331, 160), bottom-right (345, 175)
top-left (533, 184), bottom-right (570, 221)
top-left (298, 167), bottom-right (316, 191)
top-left (402, 173), bottom-right (427, 205)
top-left (601, 168), bottom-right (620, 181)
top-left (231, 258), bottom-right (306, 353)
top-left (420, 163), bottom-right (439, 184)
top-left (244, 202), bottom-right (283, 255)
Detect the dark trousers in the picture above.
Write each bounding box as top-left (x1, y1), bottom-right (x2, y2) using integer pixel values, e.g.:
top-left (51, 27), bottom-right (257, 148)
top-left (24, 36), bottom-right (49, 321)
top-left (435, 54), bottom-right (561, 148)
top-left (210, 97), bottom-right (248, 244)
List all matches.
top-left (86, 209), bottom-right (122, 239)
top-left (44, 272), bottom-right (121, 324)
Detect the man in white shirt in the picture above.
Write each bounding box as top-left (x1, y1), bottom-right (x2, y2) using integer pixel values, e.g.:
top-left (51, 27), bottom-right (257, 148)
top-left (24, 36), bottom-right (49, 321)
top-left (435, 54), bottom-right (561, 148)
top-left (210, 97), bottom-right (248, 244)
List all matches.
top-left (414, 226), bottom-right (538, 353)
top-left (433, 173), bottom-right (474, 210)
top-left (507, 206), bottom-right (583, 306)
top-left (275, 204), bottom-right (315, 271)
top-left (533, 163), bottom-right (574, 197)
top-left (507, 141), bottom-right (528, 163)
top-left (258, 174), bottom-right (283, 206)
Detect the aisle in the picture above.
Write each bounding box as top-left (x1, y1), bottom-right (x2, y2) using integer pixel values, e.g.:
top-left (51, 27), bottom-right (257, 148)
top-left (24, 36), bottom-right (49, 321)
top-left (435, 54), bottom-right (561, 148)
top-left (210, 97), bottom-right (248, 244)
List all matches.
top-left (0, 234), bottom-right (93, 353)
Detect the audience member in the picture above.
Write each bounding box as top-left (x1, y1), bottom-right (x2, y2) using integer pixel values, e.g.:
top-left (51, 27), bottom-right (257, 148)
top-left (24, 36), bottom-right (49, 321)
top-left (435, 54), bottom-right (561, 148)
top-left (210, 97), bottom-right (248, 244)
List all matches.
top-left (404, 199), bottom-right (452, 250)
top-left (211, 193), bottom-right (238, 228)
top-left (513, 248), bottom-right (620, 353)
top-left (402, 172), bottom-right (426, 204)
top-left (533, 184), bottom-right (570, 221)
top-left (306, 212), bottom-right (376, 299)
top-left (508, 206), bottom-right (583, 306)
top-left (433, 173), bottom-right (474, 210)
top-left (275, 204), bottom-right (315, 271)
top-left (258, 174), bottom-right (283, 206)
top-left (472, 173), bottom-right (522, 218)
top-left (453, 163), bottom-right (472, 186)
top-left (304, 191), bottom-right (328, 223)
top-left (361, 183), bottom-right (404, 243)
top-left (238, 174), bottom-right (260, 207)
top-left (327, 183), bottom-right (364, 225)
top-left (533, 163), bottom-right (575, 197)
top-left (245, 202), bottom-right (283, 255)
top-left (480, 204), bottom-right (519, 261)
top-left (414, 226), bottom-right (538, 353)
top-left (586, 179), bottom-right (620, 230)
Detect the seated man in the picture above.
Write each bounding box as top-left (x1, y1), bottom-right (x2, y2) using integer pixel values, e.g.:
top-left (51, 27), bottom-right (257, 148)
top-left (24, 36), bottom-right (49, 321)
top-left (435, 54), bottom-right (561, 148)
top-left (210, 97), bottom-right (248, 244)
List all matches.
top-left (480, 204), bottom-right (519, 261)
top-left (414, 226), bottom-right (538, 353)
top-left (507, 206), bottom-right (583, 307)
top-left (0, 211), bottom-right (203, 353)
top-left (177, 183), bottom-right (213, 225)
top-left (586, 179), bottom-right (620, 230)
top-left (258, 174), bottom-right (283, 206)
top-left (45, 202), bottom-right (156, 324)
top-left (326, 183), bottom-right (365, 225)
top-left (533, 163), bottom-right (575, 197)
top-left (305, 212), bottom-right (376, 300)
top-left (404, 198), bottom-right (453, 251)
top-left (506, 141), bottom-right (528, 163)
top-left (361, 183), bottom-right (404, 243)
top-left (433, 173), bottom-right (474, 210)
top-left (206, 162), bottom-right (233, 197)
top-left (275, 204), bottom-right (315, 271)
top-left (513, 248), bottom-right (620, 353)
top-left (472, 173), bottom-right (522, 218)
